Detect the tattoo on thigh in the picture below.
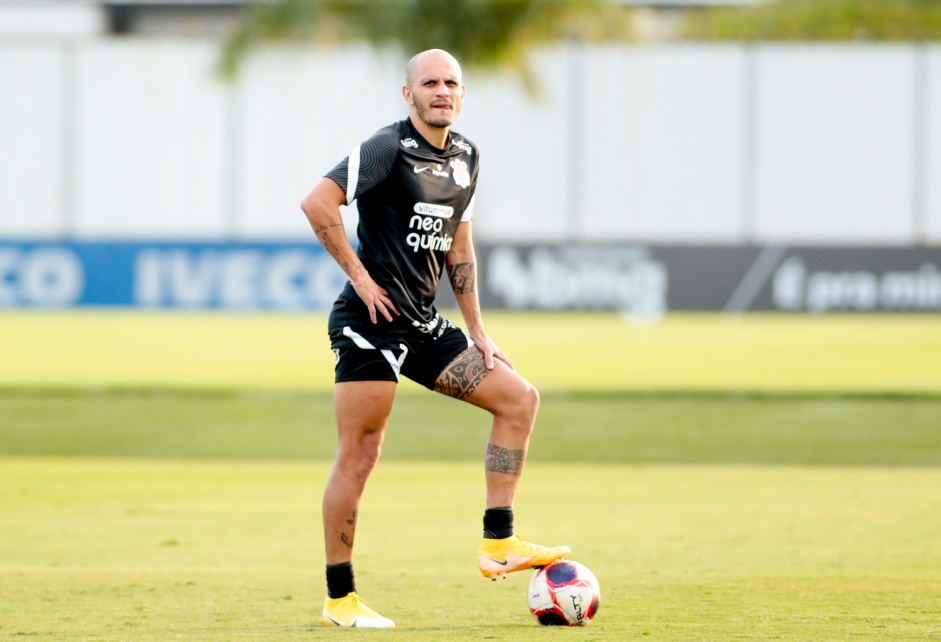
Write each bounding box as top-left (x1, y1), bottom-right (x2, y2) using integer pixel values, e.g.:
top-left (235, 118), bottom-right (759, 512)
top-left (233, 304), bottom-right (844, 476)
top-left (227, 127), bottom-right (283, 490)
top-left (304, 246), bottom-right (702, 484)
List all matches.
top-left (340, 510), bottom-right (356, 549)
top-left (447, 262), bottom-right (476, 295)
top-left (434, 346), bottom-right (489, 400)
top-left (486, 443), bottom-right (525, 476)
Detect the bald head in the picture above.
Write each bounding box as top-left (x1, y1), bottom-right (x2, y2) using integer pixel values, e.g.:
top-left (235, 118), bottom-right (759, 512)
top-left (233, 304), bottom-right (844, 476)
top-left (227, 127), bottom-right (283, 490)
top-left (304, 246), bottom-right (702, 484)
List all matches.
top-left (402, 48), bottom-right (466, 147)
top-left (405, 49), bottom-right (462, 88)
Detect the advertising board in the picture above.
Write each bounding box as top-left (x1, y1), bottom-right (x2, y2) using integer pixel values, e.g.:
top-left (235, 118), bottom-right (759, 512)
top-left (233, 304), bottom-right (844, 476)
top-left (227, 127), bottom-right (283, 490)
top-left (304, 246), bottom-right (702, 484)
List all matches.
top-left (2, 241), bottom-right (938, 313)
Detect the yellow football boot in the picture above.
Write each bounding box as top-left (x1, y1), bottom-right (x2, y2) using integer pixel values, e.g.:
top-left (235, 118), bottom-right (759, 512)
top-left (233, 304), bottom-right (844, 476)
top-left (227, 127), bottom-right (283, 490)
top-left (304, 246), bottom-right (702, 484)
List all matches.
top-left (321, 592), bottom-right (395, 628)
top-left (478, 534), bottom-right (571, 580)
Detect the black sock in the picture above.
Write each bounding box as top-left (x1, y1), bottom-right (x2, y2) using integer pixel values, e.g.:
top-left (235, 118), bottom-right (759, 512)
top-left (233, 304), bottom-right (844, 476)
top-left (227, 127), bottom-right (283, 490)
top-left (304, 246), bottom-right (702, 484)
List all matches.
top-left (326, 561), bottom-right (355, 599)
top-left (483, 506), bottom-right (514, 539)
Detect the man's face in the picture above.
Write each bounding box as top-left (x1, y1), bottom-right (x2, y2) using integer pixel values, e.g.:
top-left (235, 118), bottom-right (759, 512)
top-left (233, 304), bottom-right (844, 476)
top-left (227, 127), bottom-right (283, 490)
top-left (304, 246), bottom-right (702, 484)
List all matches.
top-left (404, 53), bottom-right (465, 129)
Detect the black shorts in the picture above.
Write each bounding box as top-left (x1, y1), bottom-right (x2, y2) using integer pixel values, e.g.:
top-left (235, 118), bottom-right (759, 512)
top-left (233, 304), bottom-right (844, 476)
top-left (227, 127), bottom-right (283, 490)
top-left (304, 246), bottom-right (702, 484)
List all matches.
top-left (329, 312), bottom-right (473, 390)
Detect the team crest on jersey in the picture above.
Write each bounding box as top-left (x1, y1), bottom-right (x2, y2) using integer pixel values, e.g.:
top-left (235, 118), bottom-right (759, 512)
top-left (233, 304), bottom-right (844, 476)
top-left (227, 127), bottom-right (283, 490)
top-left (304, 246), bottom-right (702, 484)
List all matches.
top-left (450, 159), bottom-right (470, 188)
top-left (452, 139), bottom-right (473, 155)
top-left (401, 138), bottom-right (418, 149)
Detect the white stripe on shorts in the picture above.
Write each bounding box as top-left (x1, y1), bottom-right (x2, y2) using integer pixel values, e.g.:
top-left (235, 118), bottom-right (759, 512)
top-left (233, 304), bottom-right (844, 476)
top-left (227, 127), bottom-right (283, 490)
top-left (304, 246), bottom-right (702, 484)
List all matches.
top-left (342, 326), bottom-right (404, 381)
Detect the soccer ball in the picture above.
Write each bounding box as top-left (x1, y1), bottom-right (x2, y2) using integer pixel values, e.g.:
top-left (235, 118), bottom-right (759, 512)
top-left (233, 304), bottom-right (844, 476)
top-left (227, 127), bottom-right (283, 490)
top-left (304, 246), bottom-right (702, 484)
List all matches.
top-left (527, 560), bottom-right (601, 626)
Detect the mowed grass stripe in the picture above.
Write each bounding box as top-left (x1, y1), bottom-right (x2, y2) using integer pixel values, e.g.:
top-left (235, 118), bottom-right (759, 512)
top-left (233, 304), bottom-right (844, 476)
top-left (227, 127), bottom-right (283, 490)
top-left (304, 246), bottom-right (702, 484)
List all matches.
top-left (2, 392), bottom-right (940, 465)
top-left (2, 311), bottom-right (940, 394)
top-left (1, 459), bottom-right (939, 640)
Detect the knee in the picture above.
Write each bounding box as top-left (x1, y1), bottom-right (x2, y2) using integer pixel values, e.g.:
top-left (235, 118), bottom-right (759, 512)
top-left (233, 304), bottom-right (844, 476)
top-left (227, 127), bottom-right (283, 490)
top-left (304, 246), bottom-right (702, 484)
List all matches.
top-left (504, 382), bottom-right (539, 433)
top-left (358, 438), bottom-right (383, 473)
top-left (337, 430), bottom-right (384, 484)
top-left (521, 383), bottom-right (540, 421)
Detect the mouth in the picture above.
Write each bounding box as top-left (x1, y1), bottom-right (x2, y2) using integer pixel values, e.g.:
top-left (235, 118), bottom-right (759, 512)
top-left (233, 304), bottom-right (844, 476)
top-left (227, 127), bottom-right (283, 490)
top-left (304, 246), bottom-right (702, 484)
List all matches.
top-left (431, 102), bottom-right (451, 110)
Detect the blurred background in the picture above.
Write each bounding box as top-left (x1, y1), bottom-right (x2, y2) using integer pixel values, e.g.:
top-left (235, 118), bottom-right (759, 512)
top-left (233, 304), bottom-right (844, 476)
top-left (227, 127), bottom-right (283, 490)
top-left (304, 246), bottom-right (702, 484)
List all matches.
top-left (1, 0), bottom-right (939, 316)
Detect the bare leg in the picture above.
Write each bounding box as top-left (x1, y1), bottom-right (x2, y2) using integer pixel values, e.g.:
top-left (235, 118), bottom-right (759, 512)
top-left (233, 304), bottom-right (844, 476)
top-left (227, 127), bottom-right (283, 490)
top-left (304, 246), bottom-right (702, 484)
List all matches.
top-left (434, 346), bottom-right (539, 508)
top-left (435, 346), bottom-right (569, 580)
top-left (323, 380), bottom-right (397, 564)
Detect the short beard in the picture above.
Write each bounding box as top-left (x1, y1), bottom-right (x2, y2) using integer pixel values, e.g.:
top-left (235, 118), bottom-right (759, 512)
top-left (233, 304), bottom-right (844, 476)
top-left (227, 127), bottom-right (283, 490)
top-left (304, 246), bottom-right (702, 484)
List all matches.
top-left (414, 100), bottom-right (454, 128)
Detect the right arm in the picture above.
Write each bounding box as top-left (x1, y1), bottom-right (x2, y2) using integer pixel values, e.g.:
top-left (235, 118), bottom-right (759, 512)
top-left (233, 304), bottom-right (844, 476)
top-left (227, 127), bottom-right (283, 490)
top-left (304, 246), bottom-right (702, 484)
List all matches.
top-left (300, 178), bottom-right (397, 323)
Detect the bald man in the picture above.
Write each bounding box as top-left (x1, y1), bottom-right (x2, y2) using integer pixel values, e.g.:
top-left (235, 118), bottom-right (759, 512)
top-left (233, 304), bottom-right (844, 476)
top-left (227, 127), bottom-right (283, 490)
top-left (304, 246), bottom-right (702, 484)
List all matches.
top-left (301, 49), bottom-right (569, 628)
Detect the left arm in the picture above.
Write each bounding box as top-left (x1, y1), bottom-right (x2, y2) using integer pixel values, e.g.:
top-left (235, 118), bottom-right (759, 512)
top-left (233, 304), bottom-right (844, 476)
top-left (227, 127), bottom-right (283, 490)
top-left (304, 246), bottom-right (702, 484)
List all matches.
top-left (445, 221), bottom-right (514, 371)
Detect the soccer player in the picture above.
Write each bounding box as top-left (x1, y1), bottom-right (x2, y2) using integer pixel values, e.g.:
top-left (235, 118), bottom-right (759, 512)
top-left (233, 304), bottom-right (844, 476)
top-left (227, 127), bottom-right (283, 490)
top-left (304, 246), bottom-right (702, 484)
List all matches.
top-left (300, 48), bottom-right (570, 629)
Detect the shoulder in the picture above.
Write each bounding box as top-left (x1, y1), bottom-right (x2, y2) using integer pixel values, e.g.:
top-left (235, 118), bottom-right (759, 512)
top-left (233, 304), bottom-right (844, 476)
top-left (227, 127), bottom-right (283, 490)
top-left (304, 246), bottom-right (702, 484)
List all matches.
top-left (360, 124), bottom-right (404, 157)
top-left (448, 130), bottom-right (479, 158)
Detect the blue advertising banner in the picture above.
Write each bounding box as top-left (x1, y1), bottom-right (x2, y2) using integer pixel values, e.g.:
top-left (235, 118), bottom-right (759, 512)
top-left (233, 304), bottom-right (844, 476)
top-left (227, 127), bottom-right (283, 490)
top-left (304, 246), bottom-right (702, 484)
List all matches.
top-left (3, 240), bottom-right (939, 312)
top-left (0, 241), bottom-right (347, 310)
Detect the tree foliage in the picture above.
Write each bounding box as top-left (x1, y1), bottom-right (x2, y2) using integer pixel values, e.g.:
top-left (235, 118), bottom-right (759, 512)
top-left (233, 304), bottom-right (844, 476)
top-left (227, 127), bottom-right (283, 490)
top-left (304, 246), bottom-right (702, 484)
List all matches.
top-left (218, 0), bottom-right (633, 79)
top-left (681, 0), bottom-right (941, 42)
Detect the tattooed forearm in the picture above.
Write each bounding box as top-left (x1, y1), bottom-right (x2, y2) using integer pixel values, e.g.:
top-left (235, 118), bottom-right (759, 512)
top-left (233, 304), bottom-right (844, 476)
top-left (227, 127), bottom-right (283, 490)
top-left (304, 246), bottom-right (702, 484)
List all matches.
top-left (314, 222), bottom-right (344, 234)
top-left (315, 222), bottom-right (359, 275)
top-left (314, 223), bottom-right (344, 257)
top-left (314, 221), bottom-right (345, 249)
top-left (434, 345), bottom-right (489, 400)
top-left (485, 443), bottom-right (525, 476)
top-left (447, 262), bottom-right (476, 295)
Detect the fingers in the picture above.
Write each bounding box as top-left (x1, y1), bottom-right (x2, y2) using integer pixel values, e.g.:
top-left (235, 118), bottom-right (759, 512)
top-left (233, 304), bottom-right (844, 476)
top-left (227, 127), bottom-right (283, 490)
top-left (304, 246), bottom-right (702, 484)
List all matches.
top-left (493, 347), bottom-right (515, 371)
top-left (482, 346), bottom-right (495, 370)
top-left (373, 289), bottom-right (398, 323)
top-left (376, 298), bottom-right (395, 323)
top-left (351, 277), bottom-right (398, 324)
top-left (477, 341), bottom-right (514, 371)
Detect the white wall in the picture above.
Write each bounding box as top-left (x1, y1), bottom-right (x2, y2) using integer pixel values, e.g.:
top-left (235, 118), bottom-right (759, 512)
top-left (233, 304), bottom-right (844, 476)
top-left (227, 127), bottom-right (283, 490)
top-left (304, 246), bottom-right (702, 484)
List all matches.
top-left (0, 40), bottom-right (939, 244)
top-left (0, 44), bottom-right (66, 236)
top-left (753, 45), bottom-right (917, 243)
top-left (926, 47), bottom-right (941, 241)
top-left (580, 44), bottom-right (747, 242)
top-left (233, 45), bottom-right (404, 239)
top-left (0, 2), bottom-right (104, 39)
top-left (460, 47), bottom-right (573, 242)
top-left (73, 40), bottom-right (231, 238)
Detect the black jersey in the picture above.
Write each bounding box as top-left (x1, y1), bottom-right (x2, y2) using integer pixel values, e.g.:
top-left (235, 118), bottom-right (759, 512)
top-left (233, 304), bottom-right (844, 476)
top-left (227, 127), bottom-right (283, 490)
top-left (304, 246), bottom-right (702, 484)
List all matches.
top-left (325, 118), bottom-right (480, 333)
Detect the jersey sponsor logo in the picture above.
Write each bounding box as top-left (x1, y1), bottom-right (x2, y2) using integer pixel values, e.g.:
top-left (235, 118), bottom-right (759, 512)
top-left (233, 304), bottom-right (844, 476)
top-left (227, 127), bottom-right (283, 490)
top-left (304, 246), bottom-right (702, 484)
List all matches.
top-left (407, 213), bottom-right (454, 254)
top-left (401, 138), bottom-right (418, 149)
top-left (435, 318), bottom-right (455, 339)
top-left (450, 158), bottom-right (470, 189)
top-left (411, 312), bottom-right (442, 335)
top-left (413, 164), bottom-right (450, 177)
top-left (452, 139), bottom-right (472, 155)
top-left (406, 231), bottom-right (454, 254)
top-left (413, 202), bottom-right (454, 218)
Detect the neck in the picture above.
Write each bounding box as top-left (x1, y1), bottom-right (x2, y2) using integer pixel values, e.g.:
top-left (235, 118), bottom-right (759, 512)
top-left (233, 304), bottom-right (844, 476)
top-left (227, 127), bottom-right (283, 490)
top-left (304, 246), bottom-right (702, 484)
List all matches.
top-left (409, 115), bottom-right (449, 150)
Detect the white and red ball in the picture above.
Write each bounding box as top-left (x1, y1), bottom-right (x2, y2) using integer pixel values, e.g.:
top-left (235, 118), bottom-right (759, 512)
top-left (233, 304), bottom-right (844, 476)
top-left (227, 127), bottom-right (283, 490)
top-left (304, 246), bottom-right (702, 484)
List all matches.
top-left (527, 560), bottom-right (601, 626)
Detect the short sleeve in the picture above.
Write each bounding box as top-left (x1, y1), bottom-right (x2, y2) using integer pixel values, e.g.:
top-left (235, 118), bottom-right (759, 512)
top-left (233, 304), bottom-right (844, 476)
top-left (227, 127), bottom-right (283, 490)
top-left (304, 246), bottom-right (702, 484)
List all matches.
top-left (325, 127), bottom-right (400, 204)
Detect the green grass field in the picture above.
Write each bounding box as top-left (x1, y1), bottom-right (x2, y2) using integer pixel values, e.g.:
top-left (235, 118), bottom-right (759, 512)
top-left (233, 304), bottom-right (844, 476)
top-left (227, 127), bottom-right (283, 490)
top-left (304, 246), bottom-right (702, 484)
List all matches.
top-left (2, 311), bottom-right (940, 640)
top-left (2, 460), bottom-right (940, 640)
top-left (3, 310), bottom-right (941, 394)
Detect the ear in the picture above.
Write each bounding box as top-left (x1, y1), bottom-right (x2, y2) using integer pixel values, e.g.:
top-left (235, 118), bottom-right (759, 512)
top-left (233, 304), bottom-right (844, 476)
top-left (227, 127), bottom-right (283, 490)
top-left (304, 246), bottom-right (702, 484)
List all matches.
top-left (402, 85), bottom-right (413, 105)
